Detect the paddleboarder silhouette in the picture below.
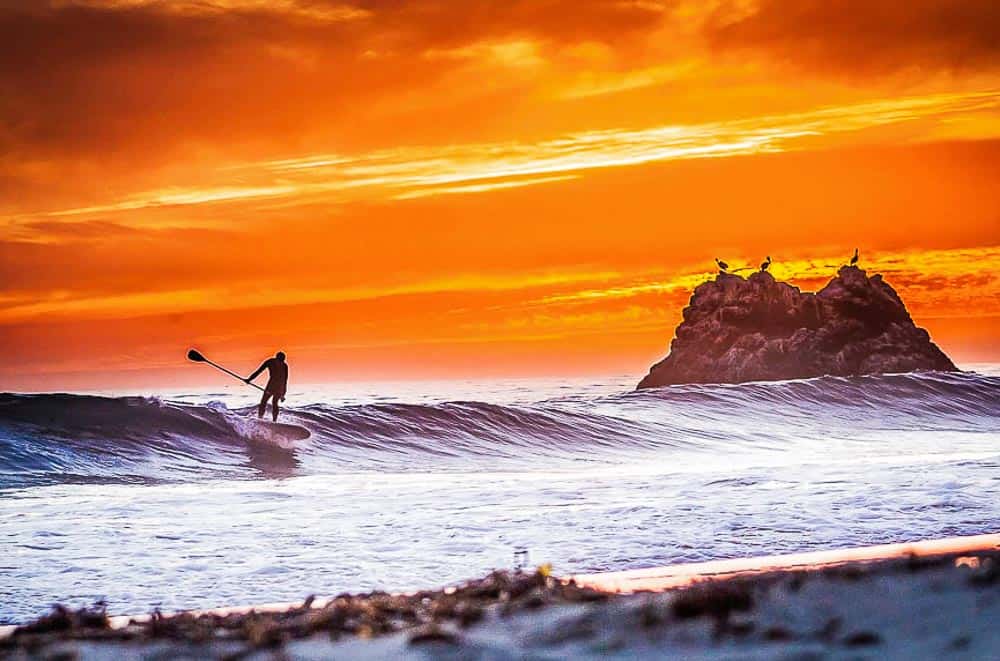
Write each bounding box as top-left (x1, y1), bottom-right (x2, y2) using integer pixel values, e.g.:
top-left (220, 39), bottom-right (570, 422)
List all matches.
top-left (246, 352), bottom-right (289, 421)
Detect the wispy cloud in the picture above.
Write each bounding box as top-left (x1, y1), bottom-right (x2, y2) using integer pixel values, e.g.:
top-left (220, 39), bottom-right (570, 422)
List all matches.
top-left (0, 267), bottom-right (625, 322)
top-left (391, 174), bottom-right (580, 200)
top-left (43, 186), bottom-right (298, 218)
top-left (3, 245), bottom-right (995, 326)
top-left (56, 1), bottom-right (373, 23)
top-left (8, 89), bottom-right (998, 225)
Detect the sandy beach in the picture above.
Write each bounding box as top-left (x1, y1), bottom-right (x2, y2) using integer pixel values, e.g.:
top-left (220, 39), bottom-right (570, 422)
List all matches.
top-left (5, 533), bottom-right (997, 660)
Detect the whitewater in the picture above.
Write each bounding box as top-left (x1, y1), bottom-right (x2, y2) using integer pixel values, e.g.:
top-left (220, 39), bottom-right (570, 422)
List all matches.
top-left (2, 370), bottom-right (998, 624)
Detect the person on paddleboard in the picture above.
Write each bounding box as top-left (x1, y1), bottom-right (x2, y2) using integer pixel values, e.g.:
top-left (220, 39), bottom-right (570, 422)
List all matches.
top-left (245, 351), bottom-right (288, 421)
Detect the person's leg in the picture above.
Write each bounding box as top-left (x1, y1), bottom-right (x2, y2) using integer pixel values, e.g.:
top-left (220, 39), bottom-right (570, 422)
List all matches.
top-left (271, 393), bottom-right (280, 421)
top-left (258, 390), bottom-right (269, 418)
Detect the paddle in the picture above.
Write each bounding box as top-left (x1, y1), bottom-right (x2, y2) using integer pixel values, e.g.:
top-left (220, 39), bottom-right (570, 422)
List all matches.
top-left (187, 349), bottom-right (264, 392)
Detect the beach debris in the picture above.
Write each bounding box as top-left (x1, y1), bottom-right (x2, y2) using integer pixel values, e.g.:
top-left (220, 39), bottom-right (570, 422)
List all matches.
top-left (12, 602), bottom-right (109, 636)
top-left (513, 547), bottom-right (529, 570)
top-left (636, 598), bottom-right (667, 629)
top-left (4, 549), bottom-right (998, 657)
top-left (785, 571), bottom-right (808, 592)
top-left (843, 630), bottom-right (881, 646)
top-left (670, 581), bottom-right (754, 620)
top-left (2, 567), bottom-right (605, 654)
top-left (965, 556), bottom-right (998, 586)
top-left (905, 551), bottom-right (950, 572)
top-left (408, 623), bottom-right (460, 645)
top-left (763, 625), bottom-right (793, 641)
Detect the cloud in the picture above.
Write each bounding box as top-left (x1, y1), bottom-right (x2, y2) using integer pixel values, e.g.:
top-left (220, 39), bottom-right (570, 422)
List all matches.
top-left (10, 89), bottom-right (995, 218)
top-left (0, 224), bottom-right (240, 299)
top-left (0, 0), bottom-right (669, 161)
top-left (4, 0), bottom-right (999, 210)
top-left (13, 220), bottom-right (141, 241)
top-left (705, 0), bottom-right (1000, 77)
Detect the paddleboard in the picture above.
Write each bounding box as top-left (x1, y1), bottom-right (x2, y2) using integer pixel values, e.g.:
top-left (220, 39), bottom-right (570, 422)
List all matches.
top-left (227, 414), bottom-right (311, 448)
top-left (249, 419), bottom-right (311, 441)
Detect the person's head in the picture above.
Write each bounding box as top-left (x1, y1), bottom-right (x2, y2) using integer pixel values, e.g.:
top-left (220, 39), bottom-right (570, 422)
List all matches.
top-left (276, 351), bottom-right (286, 362)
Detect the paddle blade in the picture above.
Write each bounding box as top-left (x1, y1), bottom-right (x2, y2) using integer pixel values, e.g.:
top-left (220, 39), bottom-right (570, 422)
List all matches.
top-left (187, 349), bottom-right (206, 363)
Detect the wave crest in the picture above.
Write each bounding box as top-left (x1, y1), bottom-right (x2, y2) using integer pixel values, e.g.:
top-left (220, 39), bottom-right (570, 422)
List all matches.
top-left (2, 371), bottom-right (997, 488)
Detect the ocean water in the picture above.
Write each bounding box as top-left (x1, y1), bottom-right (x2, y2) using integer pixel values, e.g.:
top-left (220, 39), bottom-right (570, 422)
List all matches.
top-left (2, 369), bottom-right (999, 624)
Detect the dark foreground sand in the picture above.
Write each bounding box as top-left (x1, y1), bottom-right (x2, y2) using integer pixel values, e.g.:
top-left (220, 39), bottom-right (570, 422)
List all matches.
top-left (4, 541), bottom-right (998, 660)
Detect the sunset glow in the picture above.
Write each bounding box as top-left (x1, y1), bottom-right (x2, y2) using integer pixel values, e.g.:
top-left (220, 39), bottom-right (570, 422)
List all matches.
top-left (1, 0), bottom-right (999, 389)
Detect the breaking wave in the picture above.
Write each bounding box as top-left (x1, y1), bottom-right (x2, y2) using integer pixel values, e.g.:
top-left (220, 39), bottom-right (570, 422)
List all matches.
top-left (1, 371), bottom-right (997, 489)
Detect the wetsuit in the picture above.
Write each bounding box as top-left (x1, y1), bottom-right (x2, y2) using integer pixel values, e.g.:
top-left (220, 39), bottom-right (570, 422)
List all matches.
top-left (248, 358), bottom-right (288, 420)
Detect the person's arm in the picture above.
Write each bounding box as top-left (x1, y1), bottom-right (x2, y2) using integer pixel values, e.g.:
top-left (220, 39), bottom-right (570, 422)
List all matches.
top-left (281, 365), bottom-right (288, 401)
top-left (246, 360), bottom-right (269, 383)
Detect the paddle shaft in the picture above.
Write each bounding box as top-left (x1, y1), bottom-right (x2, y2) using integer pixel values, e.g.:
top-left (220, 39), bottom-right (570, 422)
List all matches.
top-left (203, 358), bottom-right (265, 392)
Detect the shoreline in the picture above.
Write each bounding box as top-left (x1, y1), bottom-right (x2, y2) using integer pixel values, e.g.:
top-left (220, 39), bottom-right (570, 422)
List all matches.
top-left (5, 532), bottom-right (998, 659)
top-left (572, 532), bottom-right (1000, 593)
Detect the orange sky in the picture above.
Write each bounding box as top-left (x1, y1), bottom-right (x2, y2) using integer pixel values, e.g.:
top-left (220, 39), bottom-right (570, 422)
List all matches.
top-left (1, 0), bottom-right (999, 391)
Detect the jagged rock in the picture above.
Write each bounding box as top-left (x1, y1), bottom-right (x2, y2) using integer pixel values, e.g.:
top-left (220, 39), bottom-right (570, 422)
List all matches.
top-left (638, 266), bottom-right (957, 388)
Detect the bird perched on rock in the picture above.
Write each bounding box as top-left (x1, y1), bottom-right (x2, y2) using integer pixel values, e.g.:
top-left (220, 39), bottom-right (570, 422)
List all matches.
top-left (715, 258), bottom-right (729, 273)
top-left (850, 248), bottom-right (859, 266)
top-left (760, 256), bottom-right (771, 272)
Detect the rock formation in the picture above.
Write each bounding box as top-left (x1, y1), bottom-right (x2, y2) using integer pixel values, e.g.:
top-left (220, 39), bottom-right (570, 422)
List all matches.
top-left (638, 265), bottom-right (957, 388)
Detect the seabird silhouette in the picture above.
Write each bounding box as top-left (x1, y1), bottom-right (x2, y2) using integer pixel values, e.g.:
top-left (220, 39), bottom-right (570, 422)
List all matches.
top-left (715, 258), bottom-right (729, 273)
top-left (850, 248), bottom-right (859, 266)
top-left (760, 256), bottom-right (771, 272)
